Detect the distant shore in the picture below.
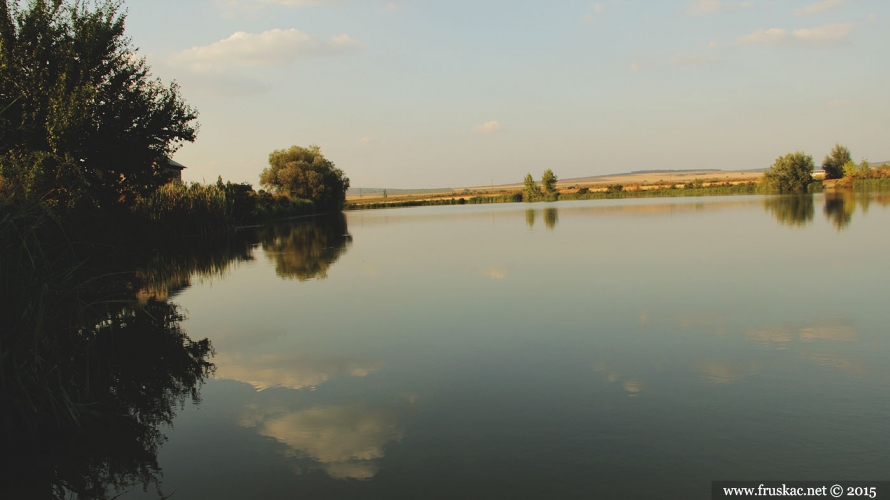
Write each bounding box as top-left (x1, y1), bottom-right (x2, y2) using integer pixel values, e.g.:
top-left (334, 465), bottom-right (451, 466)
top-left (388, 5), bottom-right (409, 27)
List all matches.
top-left (346, 170), bottom-right (767, 209)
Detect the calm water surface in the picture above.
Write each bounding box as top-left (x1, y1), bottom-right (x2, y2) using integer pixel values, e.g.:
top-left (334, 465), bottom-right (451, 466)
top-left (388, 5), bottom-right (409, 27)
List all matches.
top-left (124, 193), bottom-right (890, 500)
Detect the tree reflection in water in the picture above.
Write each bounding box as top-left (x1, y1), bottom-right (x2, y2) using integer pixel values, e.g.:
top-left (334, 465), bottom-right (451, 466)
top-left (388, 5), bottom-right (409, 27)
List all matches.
top-left (525, 209), bottom-right (535, 228)
top-left (823, 191), bottom-right (857, 231)
top-left (763, 195), bottom-right (815, 227)
top-left (0, 207), bottom-right (246, 499)
top-left (2, 301), bottom-right (213, 500)
top-left (543, 207), bottom-right (558, 230)
top-left (259, 213), bottom-right (352, 281)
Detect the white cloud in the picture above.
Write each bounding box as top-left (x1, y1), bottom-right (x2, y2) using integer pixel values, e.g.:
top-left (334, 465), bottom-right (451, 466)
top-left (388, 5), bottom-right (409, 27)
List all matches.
top-left (738, 23), bottom-right (854, 46)
top-left (738, 27), bottom-right (788, 44)
top-left (473, 120), bottom-right (503, 134)
top-left (170, 28), bottom-right (362, 72)
top-left (707, 40), bottom-right (718, 49)
top-left (792, 23), bottom-right (855, 43)
top-left (686, 0), bottom-right (754, 15)
top-left (867, 13), bottom-right (878, 23)
top-left (359, 136), bottom-right (372, 145)
top-left (794, 0), bottom-right (849, 15)
top-left (672, 54), bottom-right (725, 65)
top-left (629, 62), bottom-right (640, 72)
top-left (593, 3), bottom-right (606, 13)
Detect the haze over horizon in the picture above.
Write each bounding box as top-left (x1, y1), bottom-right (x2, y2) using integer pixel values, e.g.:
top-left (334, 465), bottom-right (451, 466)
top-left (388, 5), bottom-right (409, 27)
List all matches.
top-left (127, 0), bottom-right (890, 189)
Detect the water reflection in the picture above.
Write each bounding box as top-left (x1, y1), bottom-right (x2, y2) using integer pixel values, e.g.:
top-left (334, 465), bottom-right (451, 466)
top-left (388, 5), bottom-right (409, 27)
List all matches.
top-left (525, 209), bottom-right (535, 228)
top-left (1, 301), bottom-right (213, 500)
top-left (136, 234), bottom-right (256, 301)
top-left (259, 213), bottom-right (352, 281)
top-left (820, 189), bottom-right (890, 231)
top-left (240, 404), bottom-right (404, 480)
top-left (823, 191), bottom-right (857, 230)
top-left (763, 195), bottom-right (814, 227)
top-left (543, 207), bottom-right (558, 230)
top-left (214, 353), bottom-right (383, 391)
top-left (698, 360), bottom-right (763, 385)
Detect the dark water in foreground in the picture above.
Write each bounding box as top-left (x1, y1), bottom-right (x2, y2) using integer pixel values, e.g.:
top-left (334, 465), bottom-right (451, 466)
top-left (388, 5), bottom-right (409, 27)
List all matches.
top-left (23, 192), bottom-right (890, 499)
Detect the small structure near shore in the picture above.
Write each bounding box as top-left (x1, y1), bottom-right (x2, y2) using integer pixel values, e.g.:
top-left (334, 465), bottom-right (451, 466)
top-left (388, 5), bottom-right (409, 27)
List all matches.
top-left (160, 158), bottom-right (186, 184)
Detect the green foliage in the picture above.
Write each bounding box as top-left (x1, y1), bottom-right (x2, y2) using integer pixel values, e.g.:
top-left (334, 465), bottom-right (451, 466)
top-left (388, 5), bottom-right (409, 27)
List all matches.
top-left (822, 143), bottom-right (851, 180)
top-left (523, 173), bottom-right (541, 202)
top-left (762, 152), bottom-right (814, 193)
top-left (842, 160), bottom-right (858, 178)
top-left (859, 159), bottom-right (871, 176)
top-left (0, 0), bottom-right (198, 208)
top-left (259, 145), bottom-right (350, 210)
top-left (541, 169), bottom-right (558, 194)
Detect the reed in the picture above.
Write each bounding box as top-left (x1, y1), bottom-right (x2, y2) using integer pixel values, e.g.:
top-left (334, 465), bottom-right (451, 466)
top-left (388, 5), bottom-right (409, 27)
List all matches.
top-left (133, 182), bottom-right (232, 236)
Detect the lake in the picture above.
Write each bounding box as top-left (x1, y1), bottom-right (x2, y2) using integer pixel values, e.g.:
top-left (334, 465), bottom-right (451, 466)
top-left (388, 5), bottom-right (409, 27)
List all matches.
top-left (109, 191), bottom-right (889, 499)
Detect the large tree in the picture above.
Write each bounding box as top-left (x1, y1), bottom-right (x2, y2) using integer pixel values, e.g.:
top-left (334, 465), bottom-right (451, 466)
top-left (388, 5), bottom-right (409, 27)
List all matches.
top-left (822, 143), bottom-right (851, 180)
top-left (0, 0), bottom-right (198, 208)
top-left (541, 169), bottom-right (557, 194)
top-left (762, 152), bottom-right (814, 193)
top-left (522, 173), bottom-right (540, 202)
top-left (260, 145), bottom-right (350, 210)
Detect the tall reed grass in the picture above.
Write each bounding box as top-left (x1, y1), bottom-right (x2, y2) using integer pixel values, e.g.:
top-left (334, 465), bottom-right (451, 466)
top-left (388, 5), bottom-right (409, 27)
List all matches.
top-left (133, 182), bottom-right (232, 236)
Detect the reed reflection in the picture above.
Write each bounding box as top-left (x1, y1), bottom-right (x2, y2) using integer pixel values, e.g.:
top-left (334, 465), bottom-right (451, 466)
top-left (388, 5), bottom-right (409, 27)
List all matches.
top-left (763, 195), bottom-right (814, 227)
top-left (259, 213), bottom-right (352, 281)
top-left (0, 205), bottom-right (239, 499)
top-left (135, 233), bottom-right (256, 301)
top-left (1, 300), bottom-right (214, 500)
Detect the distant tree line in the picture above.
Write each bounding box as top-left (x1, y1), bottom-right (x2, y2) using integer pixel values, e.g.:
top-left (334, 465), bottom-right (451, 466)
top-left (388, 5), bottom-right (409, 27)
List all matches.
top-left (762, 143), bottom-right (885, 194)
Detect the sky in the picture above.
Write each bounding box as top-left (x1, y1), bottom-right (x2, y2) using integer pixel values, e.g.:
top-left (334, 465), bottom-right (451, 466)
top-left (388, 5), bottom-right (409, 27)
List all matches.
top-left (123, 0), bottom-right (890, 188)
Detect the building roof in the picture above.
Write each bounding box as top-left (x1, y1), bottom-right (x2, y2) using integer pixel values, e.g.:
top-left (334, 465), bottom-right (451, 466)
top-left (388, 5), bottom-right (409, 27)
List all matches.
top-left (164, 158), bottom-right (186, 170)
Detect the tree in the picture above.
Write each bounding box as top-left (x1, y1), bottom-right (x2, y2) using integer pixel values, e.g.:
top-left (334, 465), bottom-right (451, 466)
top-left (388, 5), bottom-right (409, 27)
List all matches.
top-left (259, 145), bottom-right (350, 210)
top-left (822, 143), bottom-right (851, 180)
top-left (523, 173), bottom-right (541, 202)
top-left (541, 169), bottom-right (557, 194)
top-left (0, 0), bottom-right (198, 208)
top-left (762, 152), bottom-right (814, 193)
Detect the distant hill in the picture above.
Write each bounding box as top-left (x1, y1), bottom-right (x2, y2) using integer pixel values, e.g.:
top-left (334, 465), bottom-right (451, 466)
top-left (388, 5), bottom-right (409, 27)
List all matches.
top-left (347, 187), bottom-right (453, 197)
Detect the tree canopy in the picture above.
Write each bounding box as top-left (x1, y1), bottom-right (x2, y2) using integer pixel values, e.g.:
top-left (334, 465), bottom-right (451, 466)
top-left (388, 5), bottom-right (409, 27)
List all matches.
top-left (541, 169), bottom-right (557, 194)
top-left (822, 144), bottom-right (851, 180)
top-left (0, 0), bottom-right (198, 208)
top-left (762, 152), bottom-right (814, 193)
top-left (523, 173), bottom-right (540, 202)
top-left (259, 145), bottom-right (350, 210)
